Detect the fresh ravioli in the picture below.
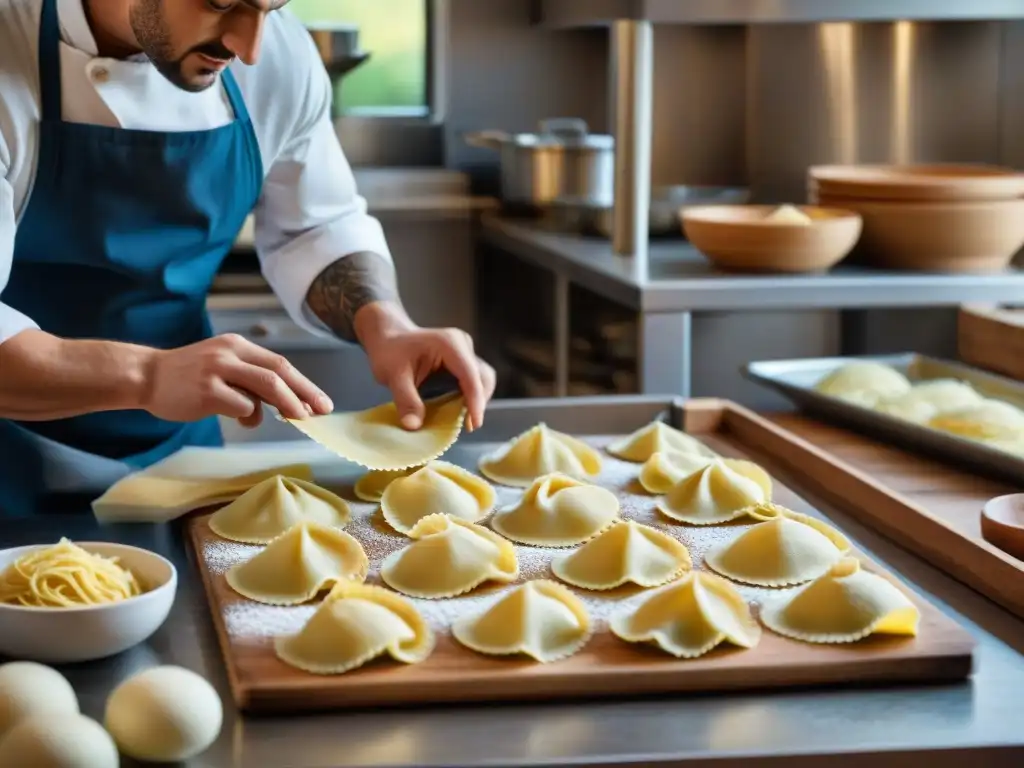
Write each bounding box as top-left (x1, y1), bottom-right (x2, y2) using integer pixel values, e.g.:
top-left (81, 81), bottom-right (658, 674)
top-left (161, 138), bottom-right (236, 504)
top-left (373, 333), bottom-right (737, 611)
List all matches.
top-left (380, 515), bottom-right (519, 599)
top-left (606, 421), bottom-right (717, 463)
top-left (208, 475), bottom-right (351, 544)
top-left (225, 520), bottom-right (368, 605)
top-left (380, 461), bottom-right (495, 535)
top-left (760, 558), bottom-right (920, 644)
top-left (610, 572), bottom-right (760, 658)
top-left (283, 392), bottom-right (466, 470)
top-left (489, 473), bottom-right (620, 547)
top-left (353, 467), bottom-right (421, 503)
top-left (638, 451), bottom-right (716, 495)
top-left (452, 580), bottom-right (592, 663)
top-left (274, 582), bottom-right (434, 674)
top-left (550, 520), bottom-right (691, 590)
top-left (656, 459), bottom-right (772, 525)
top-left (704, 503), bottom-right (850, 587)
top-left (478, 423), bottom-right (602, 487)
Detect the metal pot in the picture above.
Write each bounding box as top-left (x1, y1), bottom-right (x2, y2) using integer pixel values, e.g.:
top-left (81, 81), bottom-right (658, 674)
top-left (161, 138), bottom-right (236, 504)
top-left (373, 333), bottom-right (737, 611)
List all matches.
top-left (464, 118), bottom-right (614, 210)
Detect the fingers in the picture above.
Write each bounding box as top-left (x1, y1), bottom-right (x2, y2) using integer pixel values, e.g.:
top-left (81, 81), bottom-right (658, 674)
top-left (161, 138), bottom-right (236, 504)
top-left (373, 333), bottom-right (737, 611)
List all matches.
top-left (208, 380), bottom-right (258, 420)
top-left (438, 332), bottom-right (485, 432)
top-left (223, 361), bottom-right (309, 420)
top-left (235, 388), bottom-right (264, 429)
top-left (479, 358), bottom-right (497, 403)
top-left (238, 412), bottom-right (262, 429)
top-left (389, 368), bottom-right (425, 430)
top-left (223, 335), bottom-right (333, 415)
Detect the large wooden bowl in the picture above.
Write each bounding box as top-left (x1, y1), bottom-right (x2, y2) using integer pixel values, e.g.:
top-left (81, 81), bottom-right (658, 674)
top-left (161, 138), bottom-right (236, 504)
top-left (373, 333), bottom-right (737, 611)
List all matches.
top-left (813, 196), bottom-right (1024, 272)
top-left (809, 164), bottom-right (1024, 202)
top-left (681, 205), bottom-right (862, 273)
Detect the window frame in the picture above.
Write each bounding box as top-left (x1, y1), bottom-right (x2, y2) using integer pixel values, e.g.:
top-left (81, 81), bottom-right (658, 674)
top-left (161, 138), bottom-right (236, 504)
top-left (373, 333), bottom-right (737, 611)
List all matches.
top-left (332, 0), bottom-right (447, 167)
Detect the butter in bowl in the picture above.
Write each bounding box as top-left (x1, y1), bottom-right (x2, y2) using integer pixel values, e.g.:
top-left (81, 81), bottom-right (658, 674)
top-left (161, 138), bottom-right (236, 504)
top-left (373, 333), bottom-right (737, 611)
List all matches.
top-left (680, 204), bottom-right (863, 273)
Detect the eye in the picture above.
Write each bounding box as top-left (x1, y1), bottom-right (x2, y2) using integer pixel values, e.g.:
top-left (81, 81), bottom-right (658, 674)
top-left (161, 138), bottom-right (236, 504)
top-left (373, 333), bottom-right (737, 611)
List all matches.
top-left (206, 0), bottom-right (234, 12)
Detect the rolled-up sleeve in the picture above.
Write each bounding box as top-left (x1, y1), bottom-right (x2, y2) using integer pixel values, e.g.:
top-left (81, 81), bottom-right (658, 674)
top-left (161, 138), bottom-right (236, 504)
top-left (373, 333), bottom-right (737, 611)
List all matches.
top-left (0, 167), bottom-right (39, 345)
top-left (253, 40), bottom-right (392, 340)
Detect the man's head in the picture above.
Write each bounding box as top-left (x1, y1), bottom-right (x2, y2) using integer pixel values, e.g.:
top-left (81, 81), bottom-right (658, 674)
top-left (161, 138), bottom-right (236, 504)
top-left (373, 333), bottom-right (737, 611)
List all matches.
top-left (128, 0), bottom-right (290, 92)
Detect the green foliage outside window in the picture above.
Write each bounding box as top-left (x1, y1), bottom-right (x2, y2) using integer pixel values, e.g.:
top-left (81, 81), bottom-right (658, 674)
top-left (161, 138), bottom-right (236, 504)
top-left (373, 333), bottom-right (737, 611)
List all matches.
top-left (288, 0), bottom-right (427, 111)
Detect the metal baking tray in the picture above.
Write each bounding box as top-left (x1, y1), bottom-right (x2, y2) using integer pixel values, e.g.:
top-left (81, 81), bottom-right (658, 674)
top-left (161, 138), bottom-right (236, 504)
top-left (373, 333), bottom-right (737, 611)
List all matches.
top-left (743, 352), bottom-right (1024, 485)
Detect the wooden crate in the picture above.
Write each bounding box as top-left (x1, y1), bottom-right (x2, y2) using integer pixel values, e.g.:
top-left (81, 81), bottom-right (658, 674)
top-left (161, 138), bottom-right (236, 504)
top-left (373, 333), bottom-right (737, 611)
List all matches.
top-left (958, 304), bottom-right (1024, 381)
top-left (188, 400), bottom-right (974, 714)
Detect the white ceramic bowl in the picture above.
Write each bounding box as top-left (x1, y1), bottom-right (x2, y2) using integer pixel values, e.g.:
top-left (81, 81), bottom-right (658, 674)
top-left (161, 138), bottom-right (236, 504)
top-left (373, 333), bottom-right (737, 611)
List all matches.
top-left (0, 542), bottom-right (177, 663)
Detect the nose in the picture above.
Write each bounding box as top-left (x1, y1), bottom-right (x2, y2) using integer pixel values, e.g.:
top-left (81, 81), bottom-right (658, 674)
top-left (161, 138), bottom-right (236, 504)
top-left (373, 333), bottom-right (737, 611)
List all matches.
top-left (221, 11), bottom-right (265, 66)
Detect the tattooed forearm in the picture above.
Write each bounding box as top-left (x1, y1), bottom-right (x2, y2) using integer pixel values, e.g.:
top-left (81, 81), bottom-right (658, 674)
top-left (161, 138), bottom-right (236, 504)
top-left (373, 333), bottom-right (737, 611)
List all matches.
top-left (306, 252), bottom-right (399, 342)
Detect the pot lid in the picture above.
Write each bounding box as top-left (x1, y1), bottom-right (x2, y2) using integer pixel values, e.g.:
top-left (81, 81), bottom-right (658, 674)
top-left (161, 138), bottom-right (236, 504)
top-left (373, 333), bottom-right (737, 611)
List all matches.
top-left (510, 118), bottom-right (614, 149)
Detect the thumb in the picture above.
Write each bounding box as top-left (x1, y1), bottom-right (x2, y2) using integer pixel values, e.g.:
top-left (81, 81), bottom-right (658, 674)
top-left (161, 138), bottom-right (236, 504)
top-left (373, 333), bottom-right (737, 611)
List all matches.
top-left (390, 370), bottom-right (425, 430)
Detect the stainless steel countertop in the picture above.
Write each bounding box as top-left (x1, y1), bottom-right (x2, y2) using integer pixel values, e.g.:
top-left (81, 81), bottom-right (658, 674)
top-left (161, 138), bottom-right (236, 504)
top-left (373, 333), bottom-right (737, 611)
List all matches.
top-left (9, 410), bottom-right (1024, 768)
top-left (480, 214), bottom-right (1024, 313)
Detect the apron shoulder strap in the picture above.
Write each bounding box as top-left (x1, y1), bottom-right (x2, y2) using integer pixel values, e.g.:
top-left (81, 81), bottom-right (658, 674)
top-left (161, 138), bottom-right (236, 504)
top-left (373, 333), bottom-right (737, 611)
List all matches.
top-left (37, 0), bottom-right (62, 122)
top-left (221, 68), bottom-right (252, 124)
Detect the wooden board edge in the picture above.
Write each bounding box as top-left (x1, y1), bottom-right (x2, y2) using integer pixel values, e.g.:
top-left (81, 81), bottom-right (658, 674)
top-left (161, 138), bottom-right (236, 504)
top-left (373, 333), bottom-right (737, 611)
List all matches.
top-left (711, 400), bottom-right (1024, 620)
top-left (680, 397), bottom-right (727, 433)
top-left (237, 648), bottom-right (974, 714)
top-left (186, 519), bottom-right (251, 712)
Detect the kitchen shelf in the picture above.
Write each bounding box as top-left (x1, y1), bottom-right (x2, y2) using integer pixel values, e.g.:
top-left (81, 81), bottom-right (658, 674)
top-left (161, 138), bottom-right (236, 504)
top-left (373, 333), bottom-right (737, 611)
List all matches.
top-left (481, 214), bottom-right (1024, 313)
top-left (537, 0), bottom-right (1024, 27)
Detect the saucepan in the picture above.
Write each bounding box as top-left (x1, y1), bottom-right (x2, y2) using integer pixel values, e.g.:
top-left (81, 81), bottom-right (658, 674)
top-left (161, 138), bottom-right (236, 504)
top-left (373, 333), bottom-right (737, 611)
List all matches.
top-left (464, 118), bottom-right (615, 210)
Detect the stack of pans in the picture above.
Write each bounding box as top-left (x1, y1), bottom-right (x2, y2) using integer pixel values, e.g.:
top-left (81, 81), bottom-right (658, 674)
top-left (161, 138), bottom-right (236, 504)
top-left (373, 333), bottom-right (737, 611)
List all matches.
top-left (807, 164), bottom-right (1024, 272)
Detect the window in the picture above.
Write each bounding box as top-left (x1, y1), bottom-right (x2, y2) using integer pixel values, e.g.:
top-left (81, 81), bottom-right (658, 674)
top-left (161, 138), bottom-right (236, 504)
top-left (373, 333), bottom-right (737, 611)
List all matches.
top-left (289, 0), bottom-right (432, 117)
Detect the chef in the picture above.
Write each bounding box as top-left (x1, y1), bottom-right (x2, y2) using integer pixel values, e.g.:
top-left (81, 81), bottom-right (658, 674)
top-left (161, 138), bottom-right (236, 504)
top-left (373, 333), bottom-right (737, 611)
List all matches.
top-left (0, 0), bottom-right (496, 518)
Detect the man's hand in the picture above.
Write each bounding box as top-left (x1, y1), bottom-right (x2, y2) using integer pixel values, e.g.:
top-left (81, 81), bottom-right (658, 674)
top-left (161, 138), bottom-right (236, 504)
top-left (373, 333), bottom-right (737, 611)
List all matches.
top-left (140, 334), bottom-right (334, 427)
top-left (355, 303), bottom-right (496, 432)
top-left (306, 252), bottom-right (496, 431)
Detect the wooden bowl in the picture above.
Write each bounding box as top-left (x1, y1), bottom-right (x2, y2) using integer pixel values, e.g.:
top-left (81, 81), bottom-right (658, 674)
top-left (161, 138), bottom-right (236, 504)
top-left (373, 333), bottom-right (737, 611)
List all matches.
top-left (812, 196), bottom-right (1024, 272)
top-left (809, 164), bottom-right (1024, 202)
top-left (981, 494), bottom-right (1024, 561)
top-left (680, 205), bottom-right (862, 273)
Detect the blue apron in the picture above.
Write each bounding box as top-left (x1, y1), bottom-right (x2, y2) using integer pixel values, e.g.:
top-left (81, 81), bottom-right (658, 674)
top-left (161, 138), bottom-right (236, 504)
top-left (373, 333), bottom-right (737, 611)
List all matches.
top-left (0, 0), bottom-right (263, 518)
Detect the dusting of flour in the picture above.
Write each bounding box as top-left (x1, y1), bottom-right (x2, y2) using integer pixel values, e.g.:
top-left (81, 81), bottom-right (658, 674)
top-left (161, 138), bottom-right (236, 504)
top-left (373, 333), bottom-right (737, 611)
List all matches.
top-left (205, 435), bottom-right (798, 642)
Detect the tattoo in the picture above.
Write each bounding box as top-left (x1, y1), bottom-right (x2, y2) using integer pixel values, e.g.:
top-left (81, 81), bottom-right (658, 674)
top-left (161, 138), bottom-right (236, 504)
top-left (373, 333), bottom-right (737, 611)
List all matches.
top-left (306, 252), bottom-right (399, 342)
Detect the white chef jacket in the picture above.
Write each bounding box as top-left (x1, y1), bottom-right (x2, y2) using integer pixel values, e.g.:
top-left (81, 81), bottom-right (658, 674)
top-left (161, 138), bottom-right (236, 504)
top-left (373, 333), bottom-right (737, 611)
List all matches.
top-left (0, 0), bottom-right (393, 345)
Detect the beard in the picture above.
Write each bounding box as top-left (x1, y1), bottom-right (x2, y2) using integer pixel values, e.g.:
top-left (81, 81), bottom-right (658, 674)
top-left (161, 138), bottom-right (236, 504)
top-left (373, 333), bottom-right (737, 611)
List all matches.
top-left (128, 0), bottom-right (233, 93)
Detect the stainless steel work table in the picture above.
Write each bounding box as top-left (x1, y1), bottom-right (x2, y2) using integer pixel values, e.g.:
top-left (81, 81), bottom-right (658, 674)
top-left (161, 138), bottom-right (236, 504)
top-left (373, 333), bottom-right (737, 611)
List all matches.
top-left (480, 214), bottom-right (1024, 398)
top-left (6, 396), bottom-right (1024, 768)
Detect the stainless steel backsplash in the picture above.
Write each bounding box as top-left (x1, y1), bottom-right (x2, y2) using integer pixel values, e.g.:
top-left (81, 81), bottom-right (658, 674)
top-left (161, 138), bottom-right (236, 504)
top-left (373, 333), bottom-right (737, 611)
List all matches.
top-left (647, 20), bottom-right (1020, 198)
top-left (282, 2), bottom-right (1024, 185)
top-left (745, 21), bottom-right (1007, 202)
top-left (446, 7), bottom-right (1024, 194)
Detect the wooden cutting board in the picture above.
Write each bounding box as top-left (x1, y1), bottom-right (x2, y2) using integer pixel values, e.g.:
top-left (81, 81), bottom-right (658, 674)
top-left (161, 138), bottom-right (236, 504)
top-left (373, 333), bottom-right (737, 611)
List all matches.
top-left (188, 400), bottom-right (975, 714)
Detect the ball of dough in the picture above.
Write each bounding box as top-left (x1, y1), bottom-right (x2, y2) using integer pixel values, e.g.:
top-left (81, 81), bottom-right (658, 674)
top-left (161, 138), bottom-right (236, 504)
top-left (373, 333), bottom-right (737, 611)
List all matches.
top-left (0, 661), bottom-right (79, 738)
top-left (0, 713), bottom-right (118, 768)
top-left (104, 665), bottom-right (222, 761)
